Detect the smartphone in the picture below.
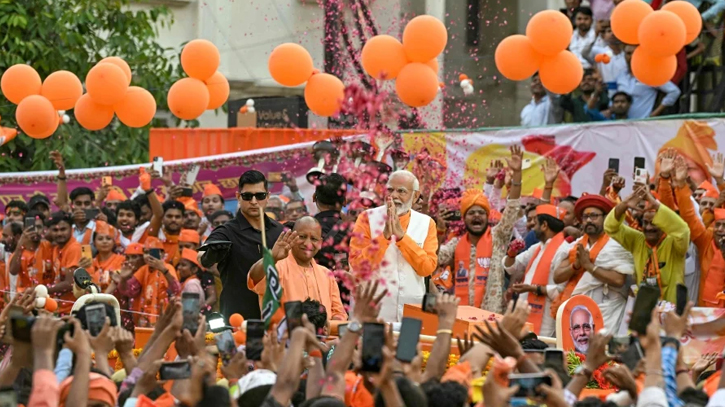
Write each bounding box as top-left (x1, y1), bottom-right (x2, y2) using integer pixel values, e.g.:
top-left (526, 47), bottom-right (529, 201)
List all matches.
top-left (101, 176), bottom-right (112, 187)
top-left (183, 164), bottom-right (201, 186)
top-left (84, 208), bottom-right (100, 220)
top-left (215, 330), bottom-right (237, 365)
top-left (634, 156), bottom-right (645, 170)
top-left (152, 156), bottom-right (163, 178)
top-left (444, 210), bottom-right (462, 222)
top-left (628, 285), bottom-right (661, 335)
top-left (521, 158), bottom-right (532, 170)
top-left (9, 315), bottom-right (34, 342)
top-left (338, 323), bottom-right (348, 337)
top-left (621, 339), bottom-right (644, 371)
top-left (268, 172), bottom-right (284, 183)
top-left (159, 361), bottom-right (192, 381)
top-left (544, 349), bottom-right (564, 371)
top-left (361, 322), bottom-right (385, 372)
top-left (0, 387), bottom-right (17, 407)
top-left (56, 322), bottom-right (74, 351)
top-left (676, 283), bottom-right (688, 316)
top-left (607, 336), bottom-right (631, 357)
top-left (284, 301), bottom-right (303, 333)
top-left (396, 317), bottom-right (422, 363)
top-left (181, 187), bottom-right (194, 197)
top-left (84, 303), bottom-right (107, 337)
top-left (149, 248), bottom-right (162, 260)
top-left (181, 292), bottom-right (201, 333)
top-left (81, 245), bottom-right (93, 261)
top-left (422, 293), bottom-right (437, 313)
top-left (608, 158), bottom-right (620, 173)
top-left (509, 373), bottom-right (552, 398)
top-left (245, 320), bottom-right (265, 361)
top-left (512, 292), bottom-right (520, 310)
top-left (24, 217), bottom-right (35, 230)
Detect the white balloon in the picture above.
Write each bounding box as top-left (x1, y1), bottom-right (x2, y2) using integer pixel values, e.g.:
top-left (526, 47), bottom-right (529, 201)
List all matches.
top-left (62, 114), bottom-right (70, 124)
top-left (58, 110), bottom-right (66, 115)
top-left (246, 99), bottom-right (255, 107)
top-left (248, 107), bottom-right (256, 113)
top-left (34, 284), bottom-right (48, 298)
top-left (463, 86), bottom-right (475, 96)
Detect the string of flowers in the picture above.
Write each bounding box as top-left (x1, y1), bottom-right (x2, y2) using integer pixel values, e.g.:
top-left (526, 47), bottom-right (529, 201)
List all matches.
top-left (566, 351), bottom-right (619, 390)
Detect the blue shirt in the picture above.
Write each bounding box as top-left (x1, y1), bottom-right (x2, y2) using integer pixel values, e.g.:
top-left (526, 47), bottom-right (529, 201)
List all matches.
top-left (662, 345), bottom-right (684, 407)
top-left (615, 72), bottom-right (681, 119)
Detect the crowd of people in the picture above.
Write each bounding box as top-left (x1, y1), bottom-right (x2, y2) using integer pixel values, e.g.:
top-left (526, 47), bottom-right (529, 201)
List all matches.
top-left (521, 0), bottom-right (725, 126)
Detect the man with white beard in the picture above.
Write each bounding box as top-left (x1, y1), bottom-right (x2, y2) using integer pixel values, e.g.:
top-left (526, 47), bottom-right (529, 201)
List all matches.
top-left (569, 306), bottom-right (594, 353)
top-left (349, 170), bottom-right (438, 321)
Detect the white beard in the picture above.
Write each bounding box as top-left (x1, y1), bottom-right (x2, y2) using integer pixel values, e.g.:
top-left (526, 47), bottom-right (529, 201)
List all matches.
top-left (391, 197), bottom-right (413, 216)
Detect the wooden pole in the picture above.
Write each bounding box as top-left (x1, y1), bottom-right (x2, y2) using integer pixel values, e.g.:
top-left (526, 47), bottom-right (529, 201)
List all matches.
top-left (259, 208), bottom-right (266, 249)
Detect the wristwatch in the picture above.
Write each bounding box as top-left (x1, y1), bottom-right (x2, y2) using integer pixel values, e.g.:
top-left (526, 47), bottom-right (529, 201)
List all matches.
top-left (574, 365), bottom-right (593, 378)
top-left (347, 320), bottom-right (362, 334)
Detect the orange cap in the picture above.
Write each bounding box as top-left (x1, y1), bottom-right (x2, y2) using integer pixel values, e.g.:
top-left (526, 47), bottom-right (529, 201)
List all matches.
top-left (180, 229), bottom-right (200, 244)
top-left (125, 243), bottom-right (144, 255)
top-left (94, 220), bottom-right (116, 237)
top-left (145, 236), bottom-right (164, 250)
top-left (715, 208), bottom-right (725, 221)
top-left (105, 189), bottom-right (126, 202)
top-left (181, 248), bottom-right (201, 268)
top-left (182, 199), bottom-right (203, 218)
top-left (536, 204), bottom-right (567, 220)
top-left (203, 183), bottom-right (223, 198)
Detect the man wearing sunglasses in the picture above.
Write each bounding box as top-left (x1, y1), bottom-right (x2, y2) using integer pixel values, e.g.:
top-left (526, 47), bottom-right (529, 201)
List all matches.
top-left (201, 170), bottom-right (284, 320)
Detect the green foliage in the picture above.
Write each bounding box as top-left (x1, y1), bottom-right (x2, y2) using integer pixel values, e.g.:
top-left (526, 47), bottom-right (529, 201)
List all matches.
top-left (0, 0), bottom-right (181, 172)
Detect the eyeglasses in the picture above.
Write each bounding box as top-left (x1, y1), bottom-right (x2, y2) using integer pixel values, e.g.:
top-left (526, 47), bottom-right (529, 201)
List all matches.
top-left (581, 213), bottom-right (603, 221)
top-left (240, 192), bottom-right (268, 201)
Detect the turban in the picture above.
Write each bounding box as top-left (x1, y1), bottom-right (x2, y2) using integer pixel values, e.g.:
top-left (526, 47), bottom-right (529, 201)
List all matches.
top-left (181, 248), bottom-right (201, 268)
top-left (180, 229), bottom-right (200, 244)
top-left (715, 208), bottom-right (725, 221)
top-left (60, 372), bottom-right (117, 407)
top-left (460, 190), bottom-right (490, 217)
top-left (536, 204), bottom-right (566, 220)
top-left (125, 243), bottom-right (144, 255)
top-left (573, 194), bottom-right (614, 220)
top-left (203, 183), bottom-right (223, 198)
top-left (105, 189), bottom-right (126, 202)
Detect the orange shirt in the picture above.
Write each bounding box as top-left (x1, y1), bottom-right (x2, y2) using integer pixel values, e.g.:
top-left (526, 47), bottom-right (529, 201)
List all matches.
top-left (11, 242), bottom-right (52, 291)
top-left (349, 210), bottom-right (438, 277)
top-left (131, 263), bottom-right (178, 326)
top-left (90, 253), bottom-right (126, 292)
top-left (162, 233), bottom-right (180, 266)
top-left (247, 252), bottom-right (347, 327)
top-left (52, 237), bottom-right (82, 315)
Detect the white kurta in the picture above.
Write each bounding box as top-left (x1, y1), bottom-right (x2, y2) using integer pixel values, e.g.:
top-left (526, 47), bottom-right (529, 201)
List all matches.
top-left (552, 236), bottom-right (634, 334)
top-left (503, 239), bottom-right (560, 337)
top-left (367, 206), bottom-right (431, 322)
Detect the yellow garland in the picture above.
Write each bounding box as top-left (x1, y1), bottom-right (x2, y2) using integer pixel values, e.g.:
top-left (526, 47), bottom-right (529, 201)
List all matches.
top-left (420, 351), bottom-right (460, 370)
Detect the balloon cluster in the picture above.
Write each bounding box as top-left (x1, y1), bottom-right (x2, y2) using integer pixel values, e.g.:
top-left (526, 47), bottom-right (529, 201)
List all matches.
top-left (611, 0), bottom-right (700, 86)
top-left (238, 99), bottom-right (256, 114)
top-left (74, 57), bottom-right (157, 131)
top-left (361, 15), bottom-right (447, 107)
top-left (594, 54), bottom-right (611, 64)
top-left (495, 10), bottom-right (582, 94)
top-left (168, 39), bottom-right (230, 120)
top-left (1, 64), bottom-right (82, 139)
top-left (268, 43), bottom-right (345, 117)
top-left (459, 74), bottom-right (475, 96)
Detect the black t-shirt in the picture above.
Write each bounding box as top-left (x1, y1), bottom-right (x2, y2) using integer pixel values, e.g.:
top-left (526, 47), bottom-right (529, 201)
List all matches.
top-left (197, 270), bottom-right (215, 290)
top-left (206, 211), bottom-right (284, 320)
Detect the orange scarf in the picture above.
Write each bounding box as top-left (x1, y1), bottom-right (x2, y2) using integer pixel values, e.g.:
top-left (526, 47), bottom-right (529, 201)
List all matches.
top-left (700, 240), bottom-right (725, 307)
top-left (644, 236), bottom-right (665, 290)
top-left (525, 233), bottom-right (566, 334)
top-left (606, 187), bottom-right (640, 230)
top-left (550, 234), bottom-right (610, 318)
top-left (453, 229), bottom-right (493, 308)
top-left (91, 253), bottom-right (126, 291)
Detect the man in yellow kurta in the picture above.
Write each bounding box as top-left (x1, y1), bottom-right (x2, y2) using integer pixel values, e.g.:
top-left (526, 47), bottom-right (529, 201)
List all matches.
top-left (247, 216), bottom-right (347, 327)
top-left (603, 185), bottom-right (690, 303)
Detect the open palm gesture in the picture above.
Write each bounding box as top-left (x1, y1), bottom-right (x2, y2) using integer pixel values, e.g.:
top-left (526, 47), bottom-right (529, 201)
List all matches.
top-left (505, 145), bottom-right (523, 172)
top-left (271, 230), bottom-right (298, 262)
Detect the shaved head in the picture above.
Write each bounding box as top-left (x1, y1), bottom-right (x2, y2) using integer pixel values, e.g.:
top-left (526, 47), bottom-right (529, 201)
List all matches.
top-left (292, 216), bottom-right (322, 264)
top-left (293, 216), bottom-right (321, 231)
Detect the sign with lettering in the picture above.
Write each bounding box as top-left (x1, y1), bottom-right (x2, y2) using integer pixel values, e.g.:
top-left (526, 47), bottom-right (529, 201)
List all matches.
top-left (228, 96), bottom-right (309, 129)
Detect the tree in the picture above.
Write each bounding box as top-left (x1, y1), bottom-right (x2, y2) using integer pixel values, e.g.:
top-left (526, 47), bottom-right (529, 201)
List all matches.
top-left (0, 0), bottom-right (180, 172)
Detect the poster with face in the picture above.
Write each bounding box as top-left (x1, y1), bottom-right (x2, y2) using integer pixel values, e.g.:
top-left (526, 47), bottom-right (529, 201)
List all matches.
top-left (555, 295), bottom-right (604, 354)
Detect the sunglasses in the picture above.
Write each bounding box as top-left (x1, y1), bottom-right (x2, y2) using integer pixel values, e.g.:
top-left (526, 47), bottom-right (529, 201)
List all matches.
top-left (240, 192), bottom-right (268, 201)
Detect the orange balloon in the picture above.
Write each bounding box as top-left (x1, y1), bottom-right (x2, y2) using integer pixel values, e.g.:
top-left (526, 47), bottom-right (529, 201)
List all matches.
top-left (86, 63), bottom-right (129, 106)
top-left (41, 71), bottom-right (83, 110)
top-left (229, 313), bottom-right (244, 327)
top-left (631, 46), bottom-right (677, 86)
top-left (495, 35), bottom-right (543, 81)
top-left (539, 50), bottom-right (583, 94)
top-left (114, 86), bottom-right (156, 128)
top-left (1, 64), bottom-right (42, 104)
top-left (662, 1), bottom-right (702, 44)
top-left (638, 11), bottom-right (686, 57)
top-left (16, 95), bottom-right (58, 139)
top-left (425, 59), bottom-right (439, 74)
top-left (99, 57), bottom-right (132, 85)
top-left (361, 35), bottom-right (408, 80)
top-left (167, 78), bottom-right (209, 120)
top-left (181, 39), bottom-right (220, 81)
top-left (304, 73), bottom-right (345, 117)
top-left (395, 62), bottom-right (439, 107)
top-left (233, 330), bottom-right (246, 345)
top-left (611, 0), bottom-right (653, 45)
top-left (74, 93), bottom-right (114, 130)
top-left (44, 297), bottom-right (58, 312)
top-left (205, 71), bottom-right (230, 110)
top-left (402, 15), bottom-right (448, 62)
top-left (602, 54), bottom-right (611, 64)
top-left (525, 10), bottom-right (573, 56)
top-left (268, 43), bottom-right (314, 87)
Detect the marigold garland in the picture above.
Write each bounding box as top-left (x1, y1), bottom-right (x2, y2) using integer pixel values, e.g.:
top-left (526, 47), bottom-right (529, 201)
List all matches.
top-left (566, 351), bottom-right (619, 390)
top-left (106, 334), bottom-right (218, 371)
